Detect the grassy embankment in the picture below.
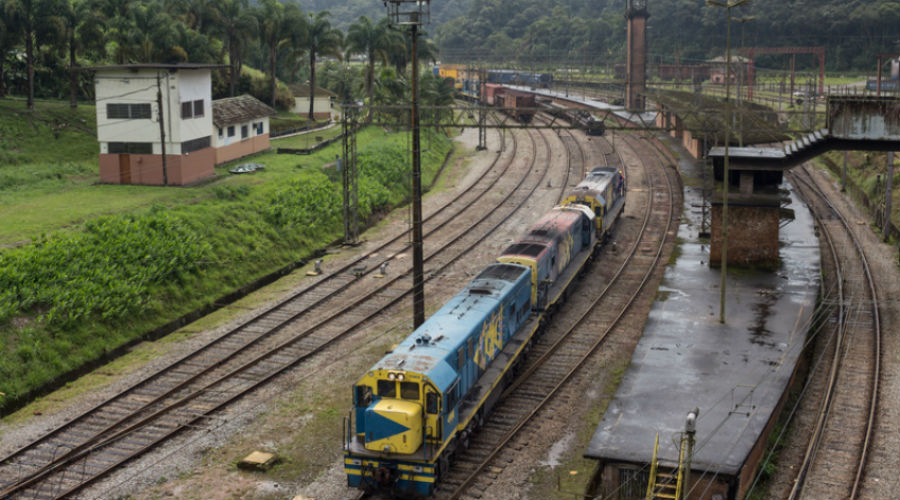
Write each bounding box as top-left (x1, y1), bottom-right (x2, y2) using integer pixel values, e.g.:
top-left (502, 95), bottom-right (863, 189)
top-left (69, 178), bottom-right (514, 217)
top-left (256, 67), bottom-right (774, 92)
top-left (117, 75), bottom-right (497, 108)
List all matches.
top-left (0, 98), bottom-right (453, 415)
top-left (816, 150), bottom-right (900, 237)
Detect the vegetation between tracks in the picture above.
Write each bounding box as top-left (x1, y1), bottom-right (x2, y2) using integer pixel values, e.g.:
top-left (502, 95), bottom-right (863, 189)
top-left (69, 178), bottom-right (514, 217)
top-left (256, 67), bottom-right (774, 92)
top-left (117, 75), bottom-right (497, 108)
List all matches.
top-left (0, 99), bottom-right (453, 415)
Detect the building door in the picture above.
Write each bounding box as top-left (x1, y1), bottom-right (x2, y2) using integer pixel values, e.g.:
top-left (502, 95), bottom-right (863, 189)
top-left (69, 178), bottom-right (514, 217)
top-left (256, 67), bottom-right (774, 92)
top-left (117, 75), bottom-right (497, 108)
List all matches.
top-left (118, 154), bottom-right (131, 183)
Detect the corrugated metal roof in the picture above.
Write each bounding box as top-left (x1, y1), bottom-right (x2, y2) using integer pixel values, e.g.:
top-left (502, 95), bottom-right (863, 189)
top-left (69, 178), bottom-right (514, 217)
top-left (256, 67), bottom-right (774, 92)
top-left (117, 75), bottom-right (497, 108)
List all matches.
top-left (212, 94), bottom-right (276, 127)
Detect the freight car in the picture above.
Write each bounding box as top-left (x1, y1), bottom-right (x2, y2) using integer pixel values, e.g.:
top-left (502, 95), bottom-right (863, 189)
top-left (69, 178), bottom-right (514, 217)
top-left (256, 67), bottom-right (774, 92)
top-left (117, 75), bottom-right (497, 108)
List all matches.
top-left (486, 69), bottom-right (553, 88)
top-left (343, 168), bottom-right (626, 497)
top-left (494, 87), bottom-right (537, 123)
top-left (542, 100), bottom-right (605, 136)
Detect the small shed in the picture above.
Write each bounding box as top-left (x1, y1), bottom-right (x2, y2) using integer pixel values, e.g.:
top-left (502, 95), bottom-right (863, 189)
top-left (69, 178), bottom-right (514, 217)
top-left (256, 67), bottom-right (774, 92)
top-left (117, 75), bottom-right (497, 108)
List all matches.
top-left (290, 84), bottom-right (339, 121)
top-left (212, 94), bottom-right (276, 165)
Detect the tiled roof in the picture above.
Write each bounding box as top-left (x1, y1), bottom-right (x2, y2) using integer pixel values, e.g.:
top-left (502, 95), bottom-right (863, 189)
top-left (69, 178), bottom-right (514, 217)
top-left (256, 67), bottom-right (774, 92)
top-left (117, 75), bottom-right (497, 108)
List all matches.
top-left (212, 94), bottom-right (276, 127)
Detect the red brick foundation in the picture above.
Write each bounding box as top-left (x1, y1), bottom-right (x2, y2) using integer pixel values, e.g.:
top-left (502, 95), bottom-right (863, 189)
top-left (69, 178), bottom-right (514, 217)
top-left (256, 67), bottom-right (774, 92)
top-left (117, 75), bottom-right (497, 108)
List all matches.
top-left (99, 147), bottom-right (215, 186)
top-left (710, 202), bottom-right (781, 269)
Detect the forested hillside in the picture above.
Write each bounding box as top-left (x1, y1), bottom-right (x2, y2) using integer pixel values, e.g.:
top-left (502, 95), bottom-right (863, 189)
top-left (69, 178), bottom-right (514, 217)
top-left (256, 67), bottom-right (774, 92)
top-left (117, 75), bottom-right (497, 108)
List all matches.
top-left (296, 0), bottom-right (469, 30)
top-left (433, 0), bottom-right (900, 73)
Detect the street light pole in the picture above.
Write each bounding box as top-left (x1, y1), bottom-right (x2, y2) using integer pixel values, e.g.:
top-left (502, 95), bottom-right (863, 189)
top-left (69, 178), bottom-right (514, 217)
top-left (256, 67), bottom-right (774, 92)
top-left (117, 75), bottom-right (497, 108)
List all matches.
top-left (707, 0), bottom-right (749, 324)
top-left (734, 16), bottom-right (755, 148)
top-left (385, 0), bottom-right (430, 329)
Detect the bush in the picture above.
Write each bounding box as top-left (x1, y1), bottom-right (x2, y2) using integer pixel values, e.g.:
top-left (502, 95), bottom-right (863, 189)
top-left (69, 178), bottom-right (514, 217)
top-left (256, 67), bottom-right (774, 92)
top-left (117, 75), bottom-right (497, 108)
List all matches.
top-left (265, 170), bottom-right (342, 230)
top-left (0, 212), bottom-right (211, 330)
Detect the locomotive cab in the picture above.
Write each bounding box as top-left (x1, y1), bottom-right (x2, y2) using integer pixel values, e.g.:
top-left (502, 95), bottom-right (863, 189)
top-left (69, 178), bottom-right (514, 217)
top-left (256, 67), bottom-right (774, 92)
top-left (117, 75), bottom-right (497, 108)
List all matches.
top-left (353, 368), bottom-right (450, 459)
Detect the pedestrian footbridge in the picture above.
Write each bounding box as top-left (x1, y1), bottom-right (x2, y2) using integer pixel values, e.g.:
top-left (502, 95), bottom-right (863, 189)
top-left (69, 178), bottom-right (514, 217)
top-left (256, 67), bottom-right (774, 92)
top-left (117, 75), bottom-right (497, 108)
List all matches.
top-left (709, 96), bottom-right (900, 176)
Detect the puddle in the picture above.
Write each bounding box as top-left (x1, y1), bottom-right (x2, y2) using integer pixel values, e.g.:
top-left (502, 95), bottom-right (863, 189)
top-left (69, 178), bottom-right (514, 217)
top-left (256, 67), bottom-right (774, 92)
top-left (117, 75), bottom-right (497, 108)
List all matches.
top-left (540, 431), bottom-right (575, 467)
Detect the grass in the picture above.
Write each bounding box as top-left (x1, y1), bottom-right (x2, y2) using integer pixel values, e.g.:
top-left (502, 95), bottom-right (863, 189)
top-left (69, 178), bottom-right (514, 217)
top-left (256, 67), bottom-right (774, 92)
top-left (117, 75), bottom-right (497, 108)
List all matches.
top-left (817, 151), bottom-right (900, 234)
top-left (0, 98), bottom-right (454, 414)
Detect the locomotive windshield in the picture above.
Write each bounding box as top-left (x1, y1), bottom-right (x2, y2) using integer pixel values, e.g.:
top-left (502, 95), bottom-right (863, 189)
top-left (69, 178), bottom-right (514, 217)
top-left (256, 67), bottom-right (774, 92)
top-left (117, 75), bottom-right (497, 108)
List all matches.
top-left (374, 379), bottom-right (420, 401)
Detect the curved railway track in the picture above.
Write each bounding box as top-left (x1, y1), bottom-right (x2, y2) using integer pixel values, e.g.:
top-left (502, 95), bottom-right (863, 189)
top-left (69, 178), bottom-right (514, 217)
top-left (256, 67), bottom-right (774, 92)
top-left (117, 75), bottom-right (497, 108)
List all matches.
top-left (785, 167), bottom-right (881, 500)
top-left (436, 131), bottom-right (680, 499)
top-left (0, 121), bottom-right (580, 500)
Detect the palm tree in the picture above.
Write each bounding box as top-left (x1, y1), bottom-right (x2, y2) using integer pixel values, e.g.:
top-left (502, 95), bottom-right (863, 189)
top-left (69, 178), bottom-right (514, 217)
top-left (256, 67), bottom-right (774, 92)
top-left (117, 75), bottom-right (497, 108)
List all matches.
top-left (5, 0), bottom-right (65, 109)
top-left (346, 16), bottom-right (399, 107)
top-left (61, 0), bottom-right (105, 107)
top-left (389, 28), bottom-right (438, 76)
top-left (305, 10), bottom-right (342, 120)
top-left (0, 0), bottom-right (21, 98)
top-left (420, 73), bottom-right (455, 131)
top-left (214, 0), bottom-right (257, 97)
top-left (256, 0), bottom-right (304, 108)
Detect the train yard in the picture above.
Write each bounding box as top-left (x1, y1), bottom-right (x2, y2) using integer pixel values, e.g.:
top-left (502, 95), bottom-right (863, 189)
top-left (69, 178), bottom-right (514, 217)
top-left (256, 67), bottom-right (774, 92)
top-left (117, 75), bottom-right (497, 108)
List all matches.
top-left (1, 85), bottom-right (899, 500)
top-left (0, 109), bottom-right (616, 498)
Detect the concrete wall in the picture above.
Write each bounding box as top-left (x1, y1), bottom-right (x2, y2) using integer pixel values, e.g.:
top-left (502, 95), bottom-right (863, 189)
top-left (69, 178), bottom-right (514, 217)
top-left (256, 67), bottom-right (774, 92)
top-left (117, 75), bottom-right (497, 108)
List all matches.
top-left (293, 96), bottom-right (335, 119)
top-left (98, 147), bottom-right (215, 186)
top-left (655, 102), bottom-right (704, 159)
top-left (214, 134), bottom-right (270, 165)
top-left (175, 70), bottom-right (214, 146)
top-left (709, 204), bottom-right (781, 269)
top-left (95, 69), bottom-right (166, 146)
top-left (592, 461), bottom-right (732, 500)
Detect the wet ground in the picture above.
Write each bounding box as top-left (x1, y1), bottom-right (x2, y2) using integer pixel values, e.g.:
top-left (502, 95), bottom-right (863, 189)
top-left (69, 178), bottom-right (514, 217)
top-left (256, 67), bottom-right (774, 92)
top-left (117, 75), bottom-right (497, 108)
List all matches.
top-left (585, 133), bottom-right (821, 495)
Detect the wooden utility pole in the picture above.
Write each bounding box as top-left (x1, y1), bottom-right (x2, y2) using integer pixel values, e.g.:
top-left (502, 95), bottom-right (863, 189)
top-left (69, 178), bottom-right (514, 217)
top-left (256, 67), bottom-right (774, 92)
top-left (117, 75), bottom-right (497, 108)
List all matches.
top-left (157, 73), bottom-right (168, 186)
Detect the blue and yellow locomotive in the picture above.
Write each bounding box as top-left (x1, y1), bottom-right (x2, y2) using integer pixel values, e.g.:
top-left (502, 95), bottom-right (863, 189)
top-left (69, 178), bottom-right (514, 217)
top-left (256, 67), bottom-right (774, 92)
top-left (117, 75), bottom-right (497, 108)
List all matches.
top-left (343, 170), bottom-right (625, 497)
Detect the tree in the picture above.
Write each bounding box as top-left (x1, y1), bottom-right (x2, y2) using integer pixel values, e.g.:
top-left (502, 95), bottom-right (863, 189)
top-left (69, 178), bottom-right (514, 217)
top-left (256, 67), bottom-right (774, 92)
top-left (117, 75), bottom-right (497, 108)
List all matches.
top-left (305, 10), bottom-right (342, 120)
top-left (214, 0), bottom-right (257, 97)
top-left (5, 0), bottom-right (65, 109)
top-left (0, 0), bottom-right (22, 98)
top-left (346, 15), bottom-right (399, 107)
top-left (256, 0), bottom-right (304, 108)
top-left (61, 0), bottom-right (106, 107)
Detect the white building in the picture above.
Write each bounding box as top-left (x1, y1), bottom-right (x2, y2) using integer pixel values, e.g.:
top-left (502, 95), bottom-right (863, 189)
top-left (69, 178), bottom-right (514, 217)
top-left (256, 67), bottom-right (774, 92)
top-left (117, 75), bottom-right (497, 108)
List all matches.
top-left (93, 63), bottom-right (221, 186)
top-left (212, 94), bottom-right (276, 165)
top-left (290, 83), bottom-right (340, 121)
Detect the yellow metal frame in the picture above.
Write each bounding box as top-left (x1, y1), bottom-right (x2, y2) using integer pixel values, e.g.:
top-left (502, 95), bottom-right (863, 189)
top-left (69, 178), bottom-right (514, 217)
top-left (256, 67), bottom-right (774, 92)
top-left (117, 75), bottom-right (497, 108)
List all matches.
top-left (646, 432), bottom-right (660, 500)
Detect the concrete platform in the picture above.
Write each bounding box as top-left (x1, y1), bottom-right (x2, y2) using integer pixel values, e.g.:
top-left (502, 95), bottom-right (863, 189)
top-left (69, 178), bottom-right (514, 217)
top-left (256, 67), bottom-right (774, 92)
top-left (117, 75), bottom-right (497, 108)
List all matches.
top-left (584, 134), bottom-right (820, 499)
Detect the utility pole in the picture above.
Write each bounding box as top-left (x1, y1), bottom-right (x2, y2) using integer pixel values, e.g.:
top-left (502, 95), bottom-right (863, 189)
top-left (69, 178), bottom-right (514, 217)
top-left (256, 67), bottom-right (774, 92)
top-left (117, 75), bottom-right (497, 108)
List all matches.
top-left (156, 73), bottom-right (168, 186)
top-left (342, 105), bottom-right (359, 245)
top-left (707, 0), bottom-right (750, 324)
top-left (385, 0), bottom-right (429, 329)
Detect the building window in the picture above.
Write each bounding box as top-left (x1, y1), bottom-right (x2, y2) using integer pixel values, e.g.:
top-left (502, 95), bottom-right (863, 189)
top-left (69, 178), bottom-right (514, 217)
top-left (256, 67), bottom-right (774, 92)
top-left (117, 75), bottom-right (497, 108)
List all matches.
top-left (107, 103), bottom-right (151, 120)
top-left (217, 127), bottom-right (223, 137)
top-left (241, 124), bottom-right (248, 139)
top-left (108, 142), bottom-right (153, 154)
top-left (182, 136), bottom-right (211, 154)
top-left (181, 99), bottom-right (204, 119)
top-left (227, 125), bottom-right (235, 137)
top-left (256, 122), bottom-right (264, 135)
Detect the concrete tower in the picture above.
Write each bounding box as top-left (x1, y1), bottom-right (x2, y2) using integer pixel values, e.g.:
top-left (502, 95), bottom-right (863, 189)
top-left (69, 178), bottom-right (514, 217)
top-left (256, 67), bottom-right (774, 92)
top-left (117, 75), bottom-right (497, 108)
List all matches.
top-left (625, 0), bottom-right (649, 110)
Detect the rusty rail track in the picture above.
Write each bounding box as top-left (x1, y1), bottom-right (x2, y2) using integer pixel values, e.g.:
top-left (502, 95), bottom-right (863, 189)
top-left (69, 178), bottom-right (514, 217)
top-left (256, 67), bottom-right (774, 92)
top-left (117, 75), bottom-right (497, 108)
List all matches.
top-left (438, 131), bottom-right (680, 499)
top-left (786, 167), bottom-right (881, 500)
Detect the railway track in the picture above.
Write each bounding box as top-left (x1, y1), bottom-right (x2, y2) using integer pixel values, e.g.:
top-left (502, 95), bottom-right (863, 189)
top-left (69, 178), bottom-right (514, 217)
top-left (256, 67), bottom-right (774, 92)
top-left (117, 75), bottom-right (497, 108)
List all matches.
top-left (436, 131), bottom-right (680, 499)
top-left (0, 122), bottom-right (578, 499)
top-left (785, 167), bottom-right (881, 500)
